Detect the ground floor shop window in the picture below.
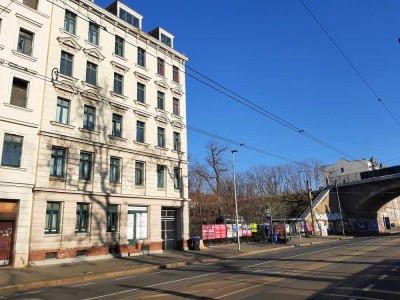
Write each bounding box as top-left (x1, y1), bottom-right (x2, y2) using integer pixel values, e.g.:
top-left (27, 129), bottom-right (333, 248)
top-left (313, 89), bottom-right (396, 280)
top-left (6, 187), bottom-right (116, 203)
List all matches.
top-left (127, 206), bottom-right (148, 245)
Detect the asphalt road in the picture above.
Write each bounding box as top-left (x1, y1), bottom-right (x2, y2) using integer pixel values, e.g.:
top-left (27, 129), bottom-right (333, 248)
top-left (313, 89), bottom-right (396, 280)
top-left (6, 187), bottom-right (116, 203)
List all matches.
top-left (6, 235), bottom-right (400, 300)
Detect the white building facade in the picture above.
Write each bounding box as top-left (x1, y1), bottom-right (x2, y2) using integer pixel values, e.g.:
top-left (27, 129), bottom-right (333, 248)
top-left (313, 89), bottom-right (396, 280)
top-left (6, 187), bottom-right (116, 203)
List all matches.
top-left (0, 0), bottom-right (52, 268)
top-left (1, 0), bottom-right (190, 267)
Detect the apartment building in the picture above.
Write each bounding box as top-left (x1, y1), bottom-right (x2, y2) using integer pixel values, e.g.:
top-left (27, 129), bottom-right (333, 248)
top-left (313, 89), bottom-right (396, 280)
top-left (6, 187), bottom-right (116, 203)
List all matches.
top-left (0, 0), bottom-right (52, 268)
top-left (0, 0), bottom-right (189, 267)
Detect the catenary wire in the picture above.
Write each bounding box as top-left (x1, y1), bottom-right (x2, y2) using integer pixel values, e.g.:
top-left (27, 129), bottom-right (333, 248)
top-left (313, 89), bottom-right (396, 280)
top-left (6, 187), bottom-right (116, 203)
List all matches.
top-left (299, 0), bottom-right (400, 128)
top-left (0, 58), bottom-right (312, 168)
top-left (0, 0), bottom-right (15, 15)
top-left (42, 0), bottom-right (362, 162)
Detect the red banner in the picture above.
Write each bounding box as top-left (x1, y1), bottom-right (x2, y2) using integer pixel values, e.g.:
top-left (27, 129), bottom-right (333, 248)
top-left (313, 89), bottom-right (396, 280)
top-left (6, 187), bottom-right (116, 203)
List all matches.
top-left (202, 224), bottom-right (227, 240)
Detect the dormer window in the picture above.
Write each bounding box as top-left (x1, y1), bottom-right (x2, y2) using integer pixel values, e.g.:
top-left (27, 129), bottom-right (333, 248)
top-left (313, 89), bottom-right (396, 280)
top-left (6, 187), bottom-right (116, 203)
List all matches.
top-left (119, 8), bottom-right (139, 28)
top-left (161, 33), bottom-right (171, 47)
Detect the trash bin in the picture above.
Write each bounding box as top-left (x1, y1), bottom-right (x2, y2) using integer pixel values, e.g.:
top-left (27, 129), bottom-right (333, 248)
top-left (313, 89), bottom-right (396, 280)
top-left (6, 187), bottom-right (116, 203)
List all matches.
top-left (189, 236), bottom-right (201, 251)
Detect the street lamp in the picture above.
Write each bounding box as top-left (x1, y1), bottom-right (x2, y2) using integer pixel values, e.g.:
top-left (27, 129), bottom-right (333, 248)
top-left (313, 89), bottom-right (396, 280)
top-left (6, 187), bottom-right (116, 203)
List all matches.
top-left (231, 150), bottom-right (240, 251)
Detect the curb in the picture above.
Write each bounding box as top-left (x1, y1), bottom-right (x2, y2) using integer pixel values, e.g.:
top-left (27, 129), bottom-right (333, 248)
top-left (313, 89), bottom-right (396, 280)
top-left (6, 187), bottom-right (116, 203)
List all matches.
top-left (0, 236), bottom-right (354, 296)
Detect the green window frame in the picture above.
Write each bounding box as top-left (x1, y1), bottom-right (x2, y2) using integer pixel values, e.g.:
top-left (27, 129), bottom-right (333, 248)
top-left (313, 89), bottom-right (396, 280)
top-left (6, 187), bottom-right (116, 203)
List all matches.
top-left (110, 157), bottom-right (120, 183)
top-left (137, 47), bottom-right (146, 67)
top-left (157, 165), bottom-right (165, 188)
top-left (79, 152), bottom-right (92, 181)
top-left (64, 10), bottom-right (76, 34)
top-left (88, 22), bottom-right (99, 45)
top-left (50, 147), bottom-right (66, 178)
top-left (45, 202), bottom-right (61, 234)
top-left (135, 161), bottom-right (144, 186)
top-left (174, 168), bottom-right (181, 190)
top-left (157, 91), bottom-right (164, 110)
top-left (113, 73), bottom-right (123, 95)
top-left (1, 133), bottom-right (23, 167)
top-left (83, 105), bottom-right (95, 131)
top-left (76, 203), bottom-right (89, 232)
top-left (115, 36), bottom-right (124, 57)
top-left (107, 205), bottom-right (119, 232)
top-left (112, 113), bottom-right (122, 137)
top-left (56, 97), bottom-right (70, 124)
top-left (137, 82), bottom-right (145, 103)
top-left (136, 120), bottom-right (145, 143)
top-left (157, 127), bottom-right (165, 148)
top-left (173, 132), bottom-right (181, 151)
top-left (86, 61), bottom-right (97, 85)
top-left (60, 51), bottom-right (73, 77)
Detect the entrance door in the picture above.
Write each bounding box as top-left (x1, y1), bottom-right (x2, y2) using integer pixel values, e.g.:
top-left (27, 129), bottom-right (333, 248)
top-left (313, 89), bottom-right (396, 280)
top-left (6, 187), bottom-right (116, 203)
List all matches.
top-left (161, 209), bottom-right (176, 250)
top-left (0, 220), bottom-right (14, 266)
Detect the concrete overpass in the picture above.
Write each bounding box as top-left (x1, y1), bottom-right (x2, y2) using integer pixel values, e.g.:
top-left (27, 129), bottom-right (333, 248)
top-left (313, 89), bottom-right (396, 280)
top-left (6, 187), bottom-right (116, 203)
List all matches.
top-left (301, 172), bottom-right (400, 234)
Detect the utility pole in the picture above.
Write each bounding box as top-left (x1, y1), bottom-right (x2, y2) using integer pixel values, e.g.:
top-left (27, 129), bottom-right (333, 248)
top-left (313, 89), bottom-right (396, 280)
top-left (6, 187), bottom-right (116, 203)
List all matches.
top-left (307, 179), bottom-right (316, 235)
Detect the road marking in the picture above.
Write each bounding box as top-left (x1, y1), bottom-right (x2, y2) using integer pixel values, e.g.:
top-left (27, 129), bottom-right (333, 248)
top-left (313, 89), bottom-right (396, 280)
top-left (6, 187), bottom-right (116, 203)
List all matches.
top-left (114, 275), bottom-right (136, 281)
top-left (392, 266), bottom-right (399, 271)
top-left (149, 271), bottom-right (162, 275)
top-left (15, 290), bottom-right (45, 296)
top-left (378, 274), bottom-right (387, 280)
top-left (363, 284), bottom-right (375, 291)
top-left (322, 293), bottom-right (382, 300)
top-left (71, 283), bottom-right (95, 288)
top-left (82, 272), bottom-right (219, 300)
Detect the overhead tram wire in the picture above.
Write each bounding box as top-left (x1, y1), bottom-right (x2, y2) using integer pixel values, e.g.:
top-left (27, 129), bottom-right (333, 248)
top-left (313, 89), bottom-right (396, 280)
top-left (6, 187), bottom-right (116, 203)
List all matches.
top-left (0, 57), bottom-right (310, 167)
top-left (299, 0), bottom-right (400, 128)
top-left (0, 0), bottom-right (15, 15)
top-left (34, 1), bottom-right (359, 161)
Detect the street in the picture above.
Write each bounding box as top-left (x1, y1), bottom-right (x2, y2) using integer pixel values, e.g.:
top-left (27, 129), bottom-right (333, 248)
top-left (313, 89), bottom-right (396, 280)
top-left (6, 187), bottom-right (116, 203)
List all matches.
top-left (6, 235), bottom-right (400, 300)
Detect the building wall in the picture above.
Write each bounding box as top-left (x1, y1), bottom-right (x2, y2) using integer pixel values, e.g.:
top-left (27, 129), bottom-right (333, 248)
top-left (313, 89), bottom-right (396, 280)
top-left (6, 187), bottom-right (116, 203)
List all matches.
top-left (322, 158), bottom-right (372, 186)
top-left (29, 0), bottom-right (189, 264)
top-left (0, 0), bottom-right (51, 268)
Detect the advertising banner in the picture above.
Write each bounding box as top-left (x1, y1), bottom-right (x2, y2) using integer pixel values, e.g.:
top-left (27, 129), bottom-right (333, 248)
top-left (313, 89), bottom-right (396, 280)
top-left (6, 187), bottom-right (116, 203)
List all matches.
top-left (202, 224), bottom-right (227, 240)
top-left (226, 224), bottom-right (233, 238)
top-left (250, 223), bottom-right (258, 233)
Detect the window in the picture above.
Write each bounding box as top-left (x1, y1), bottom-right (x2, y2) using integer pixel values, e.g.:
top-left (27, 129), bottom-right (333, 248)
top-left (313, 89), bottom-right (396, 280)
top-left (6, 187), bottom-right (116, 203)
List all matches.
top-left (55, 97), bottom-right (70, 124)
top-left (157, 58), bottom-right (165, 76)
top-left (119, 8), bottom-right (139, 28)
top-left (107, 205), bottom-right (119, 232)
top-left (136, 121), bottom-right (145, 143)
top-left (173, 66), bottom-right (179, 83)
top-left (157, 91), bottom-right (165, 110)
top-left (112, 113), bottom-right (122, 137)
top-left (23, 0), bottom-right (38, 10)
top-left (60, 51), bottom-right (73, 77)
top-left (50, 147), bottom-right (66, 177)
top-left (137, 47), bottom-right (146, 67)
top-left (17, 28), bottom-right (34, 56)
top-left (83, 105), bottom-right (95, 131)
top-left (127, 207), bottom-right (148, 244)
top-left (137, 83), bottom-right (145, 103)
top-left (135, 161), bottom-right (144, 186)
top-left (173, 132), bottom-right (181, 151)
top-left (88, 22), bottom-right (99, 45)
top-left (79, 152), bottom-right (92, 180)
top-left (341, 167), bottom-right (344, 173)
top-left (161, 33), bottom-right (172, 47)
top-left (174, 168), bottom-right (181, 190)
top-left (10, 77), bottom-right (28, 108)
top-left (115, 36), bottom-right (124, 57)
top-left (64, 10), bottom-right (76, 34)
top-left (45, 202), bottom-right (61, 234)
top-left (113, 73), bottom-right (123, 95)
top-left (173, 98), bottom-right (180, 116)
top-left (86, 61), bottom-right (97, 85)
top-left (109, 157), bottom-right (120, 183)
top-left (1, 134), bottom-right (23, 167)
top-left (157, 127), bottom-right (165, 148)
top-left (76, 203), bottom-right (89, 232)
top-left (157, 165), bottom-right (165, 188)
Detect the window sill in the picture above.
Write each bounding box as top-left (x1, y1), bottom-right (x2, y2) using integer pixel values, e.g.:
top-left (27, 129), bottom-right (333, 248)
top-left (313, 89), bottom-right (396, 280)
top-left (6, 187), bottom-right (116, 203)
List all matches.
top-left (134, 100), bottom-right (149, 108)
top-left (78, 179), bottom-right (93, 183)
top-left (155, 146), bottom-right (168, 151)
top-left (3, 103), bottom-right (33, 112)
top-left (155, 73), bottom-right (167, 80)
top-left (0, 165), bottom-right (27, 171)
top-left (171, 113), bottom-right (183, 120)
top-left (157, 187), bottom-right (165, 191)
top-left (50, 121), bottom-right (75, 129)
top-left (112, 53), bottom-right (128, 62)
top-left (133, 141), bottom-right (150, 147)
top-left (155, 108), bottom-right (166, 114)
top-left (75, 231), bottom-right (90, 235)
top-left (58, 73), bottom-right (79, 83)
top-left (109, 183), bottom-right (121, 187)
top-left (12, 50), bottom-right (37, 62)
top-left (135, 185), bottom-right (145, 189)
top-left (171, 80), bottom-right (181, 87)
top-left (135, 64), bottom-right (148, 72)
top-left (110, 91), bottom-right (128, 101)
top-left (44, 233), bottom-right (62, 236)
top-left (172, 150), bottom-right (184, 155)
top-left (59, 28), bottom-right (80, 40)
top-left (81, 81), bottom-right (102, 91)
top-left (108, 135), bottom-right (127, 142)
top-left (84, 39), bottom-right (102, 50)
top-left (49, 177), bottom-right (66, 182)
top-left (78, 127), bottom-right (100, 135)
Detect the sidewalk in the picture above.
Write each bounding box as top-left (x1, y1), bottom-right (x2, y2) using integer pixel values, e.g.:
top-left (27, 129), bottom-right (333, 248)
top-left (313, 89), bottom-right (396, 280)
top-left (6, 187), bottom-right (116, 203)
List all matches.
top-left (0, 235), bottom-right (353, 296)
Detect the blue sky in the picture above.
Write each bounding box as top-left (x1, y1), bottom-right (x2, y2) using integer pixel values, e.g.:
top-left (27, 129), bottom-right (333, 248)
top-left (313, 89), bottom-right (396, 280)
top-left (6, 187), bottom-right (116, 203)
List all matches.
top-left (98, 0), bottom-right (400, 171)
